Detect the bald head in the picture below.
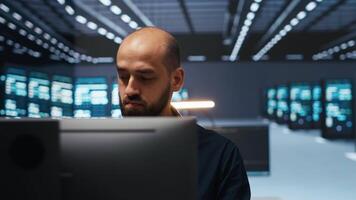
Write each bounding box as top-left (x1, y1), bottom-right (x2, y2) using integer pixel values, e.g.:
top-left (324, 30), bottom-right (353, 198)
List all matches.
top-left (117, 27), bottom-right (181, 72)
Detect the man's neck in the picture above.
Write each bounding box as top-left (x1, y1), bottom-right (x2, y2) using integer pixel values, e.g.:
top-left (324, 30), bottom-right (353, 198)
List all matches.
top-left (159, 105), bottom-right (180, 117)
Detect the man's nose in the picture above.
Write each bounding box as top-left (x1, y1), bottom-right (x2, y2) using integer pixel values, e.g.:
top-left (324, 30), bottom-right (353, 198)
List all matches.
top-left (125, 77), bottom-right (140, 96)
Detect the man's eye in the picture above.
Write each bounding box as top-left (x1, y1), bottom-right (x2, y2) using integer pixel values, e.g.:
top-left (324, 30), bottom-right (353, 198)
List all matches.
top-left (140, 76), bottom-right (155, 81)
top-left (119, 75), bottom-right (129, 81)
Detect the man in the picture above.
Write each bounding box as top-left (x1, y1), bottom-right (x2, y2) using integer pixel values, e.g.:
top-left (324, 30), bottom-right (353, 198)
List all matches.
top-left (116, 27), bottom-right (250, 200)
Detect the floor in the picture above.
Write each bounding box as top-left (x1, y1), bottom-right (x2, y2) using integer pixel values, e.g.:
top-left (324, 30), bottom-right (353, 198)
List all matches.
top-left (249, 123), bottom-right (356, 200)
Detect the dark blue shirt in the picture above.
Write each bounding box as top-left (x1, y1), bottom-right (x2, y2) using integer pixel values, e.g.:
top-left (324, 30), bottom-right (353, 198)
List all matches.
top-left (198, 125), bottom-right (251, 200)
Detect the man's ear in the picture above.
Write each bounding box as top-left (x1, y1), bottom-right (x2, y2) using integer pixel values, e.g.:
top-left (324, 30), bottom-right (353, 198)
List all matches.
top-left (171, 67), bottom-right (184, 92)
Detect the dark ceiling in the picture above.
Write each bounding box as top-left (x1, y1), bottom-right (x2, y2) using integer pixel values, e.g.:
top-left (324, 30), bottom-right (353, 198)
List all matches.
top-left (0, 0), bottom-right (355, 64)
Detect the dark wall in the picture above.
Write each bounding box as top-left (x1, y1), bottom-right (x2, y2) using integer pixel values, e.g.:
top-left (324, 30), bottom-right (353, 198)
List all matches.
top-left (74, 62), bottom-right (356, 119)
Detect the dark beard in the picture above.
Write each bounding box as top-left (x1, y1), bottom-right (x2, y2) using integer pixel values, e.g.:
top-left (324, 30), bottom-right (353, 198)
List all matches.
top-left (119, 84), bottom-right (171, 116)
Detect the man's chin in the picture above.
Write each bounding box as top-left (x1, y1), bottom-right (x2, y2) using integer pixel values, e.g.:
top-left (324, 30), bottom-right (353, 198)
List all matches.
top-left (122, 108), bottom-right (146, 116)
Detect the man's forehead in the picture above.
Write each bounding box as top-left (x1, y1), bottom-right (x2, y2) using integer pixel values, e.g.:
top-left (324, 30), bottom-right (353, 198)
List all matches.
top-left (117, 64), bottom-right (156, 73)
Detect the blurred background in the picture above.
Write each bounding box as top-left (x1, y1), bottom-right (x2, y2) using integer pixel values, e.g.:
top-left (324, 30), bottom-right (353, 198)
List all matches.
top-left (0, 0), bottom-right (355, 200)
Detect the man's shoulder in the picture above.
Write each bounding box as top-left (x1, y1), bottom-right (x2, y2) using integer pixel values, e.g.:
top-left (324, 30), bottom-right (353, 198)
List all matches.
top-left (196, 125), bottom-right (240, 155)
top-left (197, 125), bottom-right (235, 146)
top-left (196, 125), bottom-right (250, 200)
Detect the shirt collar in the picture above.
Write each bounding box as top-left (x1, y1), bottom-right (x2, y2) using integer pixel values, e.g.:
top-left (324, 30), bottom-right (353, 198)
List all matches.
top-left (171, 106), bottom-right (182, 117)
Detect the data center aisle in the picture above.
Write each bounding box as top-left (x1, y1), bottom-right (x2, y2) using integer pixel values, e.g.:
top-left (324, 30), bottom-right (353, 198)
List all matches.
top-left (249, 123), bottom-right (356, 200)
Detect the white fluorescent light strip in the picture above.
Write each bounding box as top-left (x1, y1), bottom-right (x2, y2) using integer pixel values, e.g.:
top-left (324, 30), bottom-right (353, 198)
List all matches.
top-left (27, 34), bottom-right (35, 41)
top-left (97, 0), bottom-right (140, 31)
top-left (43, 43), bottom-right (49, 49)
top-left (8, 22), bottom-right (16, 30)
top-left (129, 21), bottom-right (138, 29)
top-left (44, 33), bottom-right (51, 40)
top-left (230, 0), bottom-right (263, 61)
top-left (87, 21), bottom-right (98, 30)
top-left (65, 5), bottom-right (75, 15)
top-left (99, 0), bottom-right (112, 6)
top-left (0, 35), bottom-right (5, 42)
top-left (171, 100), bottom-right (215, 110)
top-left (121, 14), bottom-right (131, 23)
top-left (0, 3), bottom-right (10, 13)
top-left (12, 12), bottom-right (22, 21)
top-left (110, 5), bottom-right (122, 15)
top-left (19, 29), bottom-right (27, 36)
top-left (6, 39), bottom-right (14, 46)
top-left (297, 11), bottom-right (306, 20)
top-left (114, 36), bottom-right (122, 44)
top-left (58, 42), bottom-right (64, 49)
top-left (57, 0), bottom-right (65, 5)
top-left (290, 18), bottom-right (299, 26)
top-left (75, 15), bottom-right (87, 24)
top-left (98, 27), bottom-right (107, 35)
top-left (4, 39), bottom-right (41, 58)
top-left (34, 27), bottom-right (43, 34)
top-left (25, 21), bottom-right (34, 29)
top-left (313, 39), bottom-right (355, 60)
top-left (36, 39), bottom-right (43, 45)
top-left (0, 16), bottom-right (5, 24)
top-left (306, 1), bottom-right (317, 11)
top-left (51, 38), bottom-right (57, 44)
top-left (13, 16), bottom-right (74, 61)
top-left (106, 32), bottom-right (115, 40)
top-left (123, 0), bottom-right (153, 26)
top-left (253, 0), bottom-right (322, 61)
top-left (57, 1), bottom-right (122, 45)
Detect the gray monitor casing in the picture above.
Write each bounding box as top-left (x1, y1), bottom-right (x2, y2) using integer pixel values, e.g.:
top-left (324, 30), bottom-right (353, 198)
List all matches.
top-left (0, 118), bottom-right (61, 200)
top-left (60, 117), bottom-right (197, 200)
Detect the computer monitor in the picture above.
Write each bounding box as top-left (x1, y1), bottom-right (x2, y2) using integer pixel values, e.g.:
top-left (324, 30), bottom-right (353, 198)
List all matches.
top-left (312, 84), bottom-right (322, 129)
top-left (0, 119), bottom-right (61, 200)
top-left (322, 79), bottom-right (354, 139)
top-left (172, 88), bottom-right (189, 102)
top-left (60, 117), bottom-right (197, 200)
top-left (74, 77), bottom-right (109, 118)
top-left (266, 87), bottom-right (277, 119)
top-left (276, 85), bottom-right (289, 124)
top-left (0, 72), bottom-right (5, 116)
top-left (110, 80), bottom-right (122, 118)
top-left (28, 72), bottom-right (51, 118)
top-left (288, 83), bottom-right (313, 129)
top-left (51, 75), bottom-right (73, 118)
top-left (4, 68), bottom-right (27, 117)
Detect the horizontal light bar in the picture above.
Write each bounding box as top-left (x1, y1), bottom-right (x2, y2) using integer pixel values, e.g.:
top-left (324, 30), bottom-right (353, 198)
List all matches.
top-left (187, 55), bottom-right (206, 62)
top-left (171, 100), bottom-right (215, 110)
